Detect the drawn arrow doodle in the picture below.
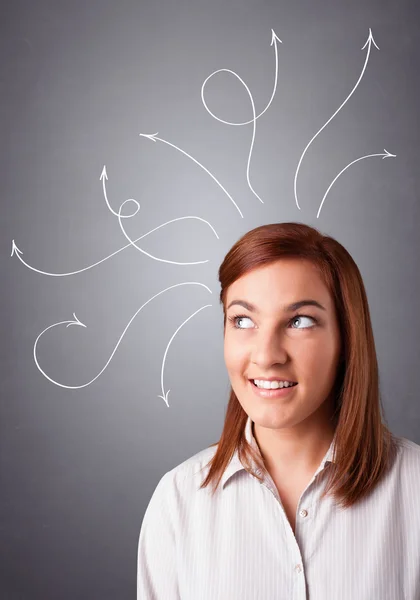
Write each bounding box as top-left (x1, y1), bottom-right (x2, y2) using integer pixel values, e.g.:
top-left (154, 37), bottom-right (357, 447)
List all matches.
top-left (157, 303), bottom-right (212, 407)
top-left (116, 205), bottom-right (220, 265)
top-left (204, 69), bottom-right (262, 205)
top-left (101, 164), bottom-right (220, 266)
top-left (33, 282), bottom-right (212, 395)
top-left (100, 165), bottom-right (139, 218)
top-left (11, 217), bottom-right (219, 275)
top-left (294, 27), bottom-right (380, 211)
top-left (201, 29), bottom-right (282, 205)
top-left (317, 149), bottom-right (396, 219)
top-left (139, 132), bottom-right (244, 218)
top-left (201, 29), bottom-right (282, 126)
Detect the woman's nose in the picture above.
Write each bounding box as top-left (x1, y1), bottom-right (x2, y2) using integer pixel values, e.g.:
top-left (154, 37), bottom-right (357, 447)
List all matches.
top-left (250, 331), bottom-right (290, 368)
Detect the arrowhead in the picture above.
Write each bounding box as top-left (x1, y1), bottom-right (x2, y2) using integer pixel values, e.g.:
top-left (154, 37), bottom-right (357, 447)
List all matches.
top-left (270, 29), bottom-right (282, 45)
top-left (11, 239), bottom-right (23, 257)
top-left (139, 132), bottom-right (158, 142)
top-left (158, 389), bottom-right (171, 407)
top-left (361, 27), bottom-right (379, 51)
top-left (382, 148), bottom-right (396, 159)
top-left (99, 165), bottom-right (108, 181)
top-left (67, 312), bottom-right (87, 328)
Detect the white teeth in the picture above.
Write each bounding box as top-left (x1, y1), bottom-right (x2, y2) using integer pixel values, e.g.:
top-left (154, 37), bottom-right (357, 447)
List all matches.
top-left (253, 380), bottom-right (296, 389)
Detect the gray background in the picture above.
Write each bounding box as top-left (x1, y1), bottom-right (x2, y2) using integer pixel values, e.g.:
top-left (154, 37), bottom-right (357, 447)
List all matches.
top-left (1, 0), bottom-right (419, 598)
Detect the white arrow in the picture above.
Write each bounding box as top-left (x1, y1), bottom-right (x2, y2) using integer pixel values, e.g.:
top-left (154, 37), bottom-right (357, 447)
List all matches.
top-left (33, 281), bottom-right (212, 390)
top-left (199, 29), bottom-right (282, 206)
top-left (203, 69), bottom-right (263, 205)
top-left (200, 28), bottom-right (282, 126)
top-left (294, 28), bottom-right (379, 210)
top-left (116, 205), bottom-right (219, 265)
top-left (139, 132), bottom-right (244, 218)
top-left (100, 165), bottom-right (139, 218)
top-left (317, 149), bottom-right (396, 218)
top-left (157, 304), bottom-right (212, 407)
top-left (10, 215), bottom-right (219, 275)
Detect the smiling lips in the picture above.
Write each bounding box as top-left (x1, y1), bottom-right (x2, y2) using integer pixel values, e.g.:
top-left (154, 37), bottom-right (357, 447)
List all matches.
top-left (250, 379), bottom-right (298, 388)
top-left (249, 379), bottom-right (299, 398)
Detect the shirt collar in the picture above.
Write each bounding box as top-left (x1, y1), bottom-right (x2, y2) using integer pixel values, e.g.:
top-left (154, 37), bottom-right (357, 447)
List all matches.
top-left (221, 415), bottom-right (336, 489)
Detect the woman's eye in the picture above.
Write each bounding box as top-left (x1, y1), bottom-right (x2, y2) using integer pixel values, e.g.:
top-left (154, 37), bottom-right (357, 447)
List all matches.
top-left (290, 315), bottom-right (316, 329)
top-left (232, 316), bottom-right (253, 329)
top-left (228, 314), bottom-right (317, 330)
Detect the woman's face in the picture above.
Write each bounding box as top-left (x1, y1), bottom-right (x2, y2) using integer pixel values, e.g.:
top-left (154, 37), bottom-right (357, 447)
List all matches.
top-left (223, 258), bottom-right (342, 433)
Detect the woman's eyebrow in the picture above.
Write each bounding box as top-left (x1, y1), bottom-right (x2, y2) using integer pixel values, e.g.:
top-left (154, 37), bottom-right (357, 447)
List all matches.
top-left (226, 299), bottom-right (327, 313)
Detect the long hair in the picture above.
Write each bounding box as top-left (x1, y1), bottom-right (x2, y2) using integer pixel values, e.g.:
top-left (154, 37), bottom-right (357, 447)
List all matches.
top-left (199, 222), bottom-right (400, 510)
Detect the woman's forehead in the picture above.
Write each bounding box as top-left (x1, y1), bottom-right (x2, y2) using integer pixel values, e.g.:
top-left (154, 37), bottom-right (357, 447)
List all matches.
top-left (226, 261), bottom-right (329, 303)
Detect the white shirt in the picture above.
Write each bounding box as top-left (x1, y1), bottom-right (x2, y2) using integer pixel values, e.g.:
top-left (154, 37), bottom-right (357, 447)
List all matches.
top-left (137, 416), bottom-right (420, 599)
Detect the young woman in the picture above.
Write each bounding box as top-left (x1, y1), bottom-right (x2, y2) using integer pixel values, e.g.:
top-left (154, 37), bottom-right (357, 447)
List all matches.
top-left (137, 222), bottom-right (420, 600)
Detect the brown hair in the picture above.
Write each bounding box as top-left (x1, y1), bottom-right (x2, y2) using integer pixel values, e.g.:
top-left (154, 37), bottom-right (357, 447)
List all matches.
top-left (199, 222), bottom-right (401, 510)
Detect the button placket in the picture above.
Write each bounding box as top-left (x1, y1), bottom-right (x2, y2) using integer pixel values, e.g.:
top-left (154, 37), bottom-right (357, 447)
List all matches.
top-left (296, 485), bottom-right (316, 526)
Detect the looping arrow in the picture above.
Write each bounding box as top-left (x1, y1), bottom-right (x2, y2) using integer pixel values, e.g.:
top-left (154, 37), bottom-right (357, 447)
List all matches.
top-left (33, 282), bottom-right (212, 396)
top-left (200, 29), bottom-right (282, 126)
top-left (11, 213), bottom-right (220, 275)
top-left (200, 29), bottom-right (282, 205)
top-left (100, 165), bottom-right (140, 218)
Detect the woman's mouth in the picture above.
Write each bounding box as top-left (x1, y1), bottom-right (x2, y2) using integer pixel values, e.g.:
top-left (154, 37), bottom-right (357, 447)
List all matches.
top-left (248, 379), bottom-right (298, 399)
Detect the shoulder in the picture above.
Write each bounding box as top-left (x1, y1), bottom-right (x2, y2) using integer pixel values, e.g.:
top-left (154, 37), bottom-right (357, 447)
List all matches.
top-left (395, 435), bottom-right (420, 464)
top-left (390, 435), bottom-right (420, 486)
top-left (151, 443), bottom-right (219, 499)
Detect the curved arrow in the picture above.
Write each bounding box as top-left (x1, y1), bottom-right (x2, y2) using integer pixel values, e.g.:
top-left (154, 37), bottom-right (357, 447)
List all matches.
top-left (200, 28), bottom-right (282, 126)
top-left (11, 215), bottom-right (219, 275)
top-left (116, 203), bottom-right (219, 265)
top-left (157, 304), bottom-right (212, 407)
top-left (294, 28), bottom-right (379, 211)
top-left (202, 69), bottom-right (263, 205)
top-left (199, 29), bottom-right (282, 206)
top-left (316, 149), bottom-right (396, 219)
top-left (100, 165), bottom-right (139, 218)
top-left (140, 132), bottom-right (244, 218)
top-left (101, 164), bottom-right (221, 265)
top-left (33, 281), bottom-right (212, 390)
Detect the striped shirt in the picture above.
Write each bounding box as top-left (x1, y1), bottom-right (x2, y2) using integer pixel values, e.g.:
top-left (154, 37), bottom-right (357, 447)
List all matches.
top-left (137, 416), bottom-right (420, 599)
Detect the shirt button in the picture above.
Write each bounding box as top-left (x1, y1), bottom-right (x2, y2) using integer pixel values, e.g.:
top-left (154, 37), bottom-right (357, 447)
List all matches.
top-left (295, 564), bottom-right (302, 573)
top-left (299, 509), bottom-right (308, 518)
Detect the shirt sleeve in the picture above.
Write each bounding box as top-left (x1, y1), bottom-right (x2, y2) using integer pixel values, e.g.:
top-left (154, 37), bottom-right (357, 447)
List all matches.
top-left (137, 471), bottom-right (181, 600)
